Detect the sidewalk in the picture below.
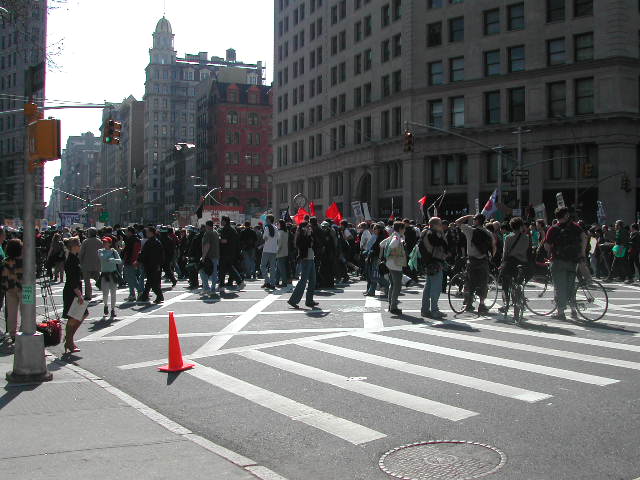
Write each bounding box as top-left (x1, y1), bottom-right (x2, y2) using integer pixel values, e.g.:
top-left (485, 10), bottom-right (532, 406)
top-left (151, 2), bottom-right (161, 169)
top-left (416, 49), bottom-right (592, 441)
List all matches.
top-left (0, 344), bottom-right (277, 480)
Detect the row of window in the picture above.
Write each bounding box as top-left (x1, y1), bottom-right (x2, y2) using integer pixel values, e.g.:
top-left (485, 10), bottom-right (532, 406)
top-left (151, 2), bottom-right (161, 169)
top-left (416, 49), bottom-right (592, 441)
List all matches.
top-left (224, 131), bottom-right (263, 145)
top-left (426, 1), bottom-right (593, 48)
top-left (427, 33), bottom-right (593, 86)
top-left (224, 174), bottom-right (262, 190)
top-left (225, 111), bottom-right (262, 126)
top-left (224, 152), bottom-right (262, 166)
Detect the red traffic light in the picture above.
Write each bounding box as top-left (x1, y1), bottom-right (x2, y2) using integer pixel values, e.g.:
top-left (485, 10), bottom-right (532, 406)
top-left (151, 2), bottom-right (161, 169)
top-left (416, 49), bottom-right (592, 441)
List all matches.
top-left (403, 130), bottom-right (414, 153)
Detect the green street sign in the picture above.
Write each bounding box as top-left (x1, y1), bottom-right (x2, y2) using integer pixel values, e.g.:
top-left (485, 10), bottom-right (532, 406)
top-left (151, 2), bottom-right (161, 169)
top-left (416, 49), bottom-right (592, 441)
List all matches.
top-left (99, 212), bottom-right (110, 223)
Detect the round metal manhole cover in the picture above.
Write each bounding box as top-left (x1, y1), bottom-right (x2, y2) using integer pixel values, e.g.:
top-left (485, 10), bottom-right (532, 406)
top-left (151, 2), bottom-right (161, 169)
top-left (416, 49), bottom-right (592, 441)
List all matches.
top-left (379, 441), bottom-right (506, 480)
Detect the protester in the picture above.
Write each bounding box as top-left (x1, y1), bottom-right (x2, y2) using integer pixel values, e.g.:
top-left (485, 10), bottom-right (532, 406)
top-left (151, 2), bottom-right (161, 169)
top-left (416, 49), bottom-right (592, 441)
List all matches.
top-left (380, 221), bottom-right (407, 315)
top-left (219, 216), bottom-right (245, 291)
top-left (288, 221), bottom-right (318, 309)
top-left (138, 226), bottom-right (165, 304)
top-left (62, 237), bottom-right (85, 353)
top-left (420, 217), bottom-right (448, 319)
top-left (47, 232), bottom-right (66, 283)
top-left (200, 220), bottom-right (220, 298)
top-left (499, 217), bottom-right (530, 313)
top-left (122, 226), bottom-right (143, 301)
top-left (0, 239), bottom-right (23, 342)
top-left (98, 237), bottom-right (122, 318)
top-left (276, 219), bottom-right (292, 291)
top-left (260, 214), bottom-right (278, 289)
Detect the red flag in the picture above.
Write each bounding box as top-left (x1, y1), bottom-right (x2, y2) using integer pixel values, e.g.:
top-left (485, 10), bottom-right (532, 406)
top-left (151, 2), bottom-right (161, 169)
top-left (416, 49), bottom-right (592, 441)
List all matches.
top-left (418, 195), bottom-right (428, 219)
top-left (309, 201), bottom-right (317, 217)
top-left (389, 213), bottom-right (395, 221)
top-left (293, 208), bottom-right (309, 225)
top-left (325, 202), bottom-right (343, 223)
top-left (418, 196), bottom-right (427, 207)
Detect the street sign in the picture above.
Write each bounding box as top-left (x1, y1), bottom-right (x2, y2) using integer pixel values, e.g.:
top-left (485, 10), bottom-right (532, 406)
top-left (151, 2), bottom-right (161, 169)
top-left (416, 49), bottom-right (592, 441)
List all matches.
top-left (22, 285), bottom-right (35, 305)
top-left (99, 211), bottom-right (110, 223)
top-left (556, 192), bottom-right (565, 208)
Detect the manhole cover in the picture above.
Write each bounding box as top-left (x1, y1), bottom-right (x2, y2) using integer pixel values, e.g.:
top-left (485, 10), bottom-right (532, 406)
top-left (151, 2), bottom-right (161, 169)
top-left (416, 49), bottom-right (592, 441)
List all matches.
top-left (379, 441), bottom-right (506, 480)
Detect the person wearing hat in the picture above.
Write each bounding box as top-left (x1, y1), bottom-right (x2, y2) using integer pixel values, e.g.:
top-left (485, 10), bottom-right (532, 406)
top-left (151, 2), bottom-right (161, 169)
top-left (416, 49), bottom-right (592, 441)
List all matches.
top-left (98, 236), bottom-right (122, 317)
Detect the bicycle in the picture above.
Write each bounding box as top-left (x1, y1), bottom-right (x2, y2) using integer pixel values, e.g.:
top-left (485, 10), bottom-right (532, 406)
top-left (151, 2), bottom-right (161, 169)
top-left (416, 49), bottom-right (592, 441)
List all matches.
top-left (448, 262), bottom-right (499, 314)
top-left (500, 264), bottom-right (529, 325)
top-left (523, 261), bottom-right (608, 322)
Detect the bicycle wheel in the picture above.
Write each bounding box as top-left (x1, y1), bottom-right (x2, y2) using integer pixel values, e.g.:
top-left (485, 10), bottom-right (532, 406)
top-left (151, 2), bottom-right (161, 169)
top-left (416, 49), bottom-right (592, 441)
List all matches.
top-left (575, 279), bottom-right (608, 322)
top-left (524, 277), bottom-right (556, 316)
top-left (512, 284), bottom-right (525, 325)
top-left (447, 273), bottom-right (468, 314)
top-left (485, 274), bottom-right (499, 310)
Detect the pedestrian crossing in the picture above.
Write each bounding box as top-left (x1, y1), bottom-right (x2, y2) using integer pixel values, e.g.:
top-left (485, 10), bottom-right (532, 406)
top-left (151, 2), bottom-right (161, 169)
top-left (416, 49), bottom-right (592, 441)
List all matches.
top-left (139, 317), bottom-right (638, 446)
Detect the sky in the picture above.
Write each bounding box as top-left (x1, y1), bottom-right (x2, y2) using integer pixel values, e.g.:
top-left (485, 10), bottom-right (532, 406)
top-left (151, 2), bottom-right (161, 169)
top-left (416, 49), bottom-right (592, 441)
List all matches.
top-left (44, 0), bottom-right (274, 202)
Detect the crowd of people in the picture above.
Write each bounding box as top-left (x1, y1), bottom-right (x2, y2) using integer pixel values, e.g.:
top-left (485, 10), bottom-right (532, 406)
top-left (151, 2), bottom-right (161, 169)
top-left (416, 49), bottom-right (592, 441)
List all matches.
top-left (0, 207), bottom-right (638, 345)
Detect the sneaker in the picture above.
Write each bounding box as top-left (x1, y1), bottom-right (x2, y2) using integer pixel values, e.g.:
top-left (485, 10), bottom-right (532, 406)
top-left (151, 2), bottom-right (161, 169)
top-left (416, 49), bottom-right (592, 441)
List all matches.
top-left (125, 295), bottom-right (136, 302)
top-left (110, 309), bottom-right (116, 318)
top-left (305, 300), bottom-right (319, 308)
top-left (477, 304), bottom-right (490, 315)
top-left (237, 281), bottom-right (246, 291)
top-left (389, 308), bottom-right (403, 315)
top-left (463, 304), bottom-right (475, 312)
top-left (552, 313), bottom-right (567, 321)
top-left (287, 300), bottom-right (299, 309)
top-left (153, 297), bottom-right (164, 304)
top-left (137, 295), bottom-right (149, 302)
top-left (498, 306), bottom-right (508, 314)
top-left (209, 292), bottom-right (220, 299)
top-left (420, 311), bottom-right (432, 318)
top-left (261, 283), bottom-right (269, 288)
top-left (570, 310), bottom-right (579, 319)
top-left (431, 311), bottom-right (447, 320)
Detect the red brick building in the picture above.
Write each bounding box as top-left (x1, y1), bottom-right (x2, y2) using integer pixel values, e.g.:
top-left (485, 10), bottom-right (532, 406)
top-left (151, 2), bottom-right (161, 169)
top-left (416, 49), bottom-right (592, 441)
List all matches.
top-left (197, 81), bottom-right (272, 217)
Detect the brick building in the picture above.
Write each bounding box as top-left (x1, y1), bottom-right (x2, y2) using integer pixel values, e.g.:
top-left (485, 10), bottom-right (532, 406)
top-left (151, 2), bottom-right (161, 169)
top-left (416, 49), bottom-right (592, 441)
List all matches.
top-left (197, 81), bottom-right (273, 217)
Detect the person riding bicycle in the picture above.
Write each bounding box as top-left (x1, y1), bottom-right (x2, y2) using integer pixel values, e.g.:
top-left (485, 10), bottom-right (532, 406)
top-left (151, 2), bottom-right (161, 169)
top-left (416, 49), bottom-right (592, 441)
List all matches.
top-left (544, 207), bottom-right (588, 321)
top-left (498, 217), bottom-right (530, 314)
top-left (455, 213), bottom-right (496, 314)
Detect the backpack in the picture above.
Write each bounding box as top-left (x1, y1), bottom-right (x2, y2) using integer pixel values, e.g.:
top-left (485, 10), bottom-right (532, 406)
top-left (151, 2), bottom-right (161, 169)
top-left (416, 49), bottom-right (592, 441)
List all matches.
top-left (471, 227), bottom-right (493, 256)
top-left (418, 230), bottom-right (431, 267)
top-left (553, 223), bottom-right (582, 262)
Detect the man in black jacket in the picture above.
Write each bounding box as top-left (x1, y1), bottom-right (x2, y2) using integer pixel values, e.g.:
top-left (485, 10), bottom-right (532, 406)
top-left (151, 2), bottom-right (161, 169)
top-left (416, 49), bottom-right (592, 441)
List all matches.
top-left (218, 216), bottom-right (245, 290)
top-left (138, 226), bottom-right (165, 303)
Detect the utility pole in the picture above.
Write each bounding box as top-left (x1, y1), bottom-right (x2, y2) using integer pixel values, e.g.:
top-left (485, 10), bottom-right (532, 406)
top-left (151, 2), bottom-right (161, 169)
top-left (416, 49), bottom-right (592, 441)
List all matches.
top-left (7, 103), bottom-right (52, 383)
top-left (496, 146), bottom-right (503, 205)
top-left (513, 126), bottom-right (532, 212)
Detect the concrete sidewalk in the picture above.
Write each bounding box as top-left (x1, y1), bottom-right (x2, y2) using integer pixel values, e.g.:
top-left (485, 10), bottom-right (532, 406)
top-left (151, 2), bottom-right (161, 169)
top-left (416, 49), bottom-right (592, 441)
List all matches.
top-left (0, 346), bottom-right (281, 480)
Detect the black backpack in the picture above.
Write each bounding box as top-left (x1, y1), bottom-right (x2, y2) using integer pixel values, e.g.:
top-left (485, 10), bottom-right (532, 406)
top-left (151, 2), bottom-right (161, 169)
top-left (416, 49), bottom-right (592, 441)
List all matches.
top-left (553, 223), bottom-right (582, 262)
top-left (418, 230), bottom-right (430, 266)
top-left (471, 227), bottom-right (493, 256)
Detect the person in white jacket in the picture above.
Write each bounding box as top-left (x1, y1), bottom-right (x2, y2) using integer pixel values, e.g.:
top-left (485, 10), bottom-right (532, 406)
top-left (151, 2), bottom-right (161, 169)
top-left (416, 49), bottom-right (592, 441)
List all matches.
top-left (276, 219), bottom-right (293, 292)
top-left (379, 222), bottom-right (407, 315)
top-left (260, 214), bottom-right (279, 289)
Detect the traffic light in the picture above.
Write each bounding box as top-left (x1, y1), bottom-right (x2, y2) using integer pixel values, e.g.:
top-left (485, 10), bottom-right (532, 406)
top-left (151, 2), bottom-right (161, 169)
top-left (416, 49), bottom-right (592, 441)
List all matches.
top-left (103, 119), bottom-right (122, 144)
top-left (582, 162), bottom-right (593, 178)
top-left (620, 173), bottom-right (632, 193)
top-left (403, 130), bottom-right (414, 153)
top-left (27, 118), bottom-right (61, 162)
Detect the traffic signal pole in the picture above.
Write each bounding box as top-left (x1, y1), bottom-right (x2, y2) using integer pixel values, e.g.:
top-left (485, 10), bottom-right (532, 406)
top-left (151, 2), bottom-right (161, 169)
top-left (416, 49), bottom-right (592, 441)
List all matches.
top-left (6, 105), bottom-right (52, 383)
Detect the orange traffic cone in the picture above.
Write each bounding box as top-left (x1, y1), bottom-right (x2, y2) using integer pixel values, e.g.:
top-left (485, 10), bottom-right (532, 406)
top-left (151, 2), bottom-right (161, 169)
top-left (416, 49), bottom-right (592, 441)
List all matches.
top-left (158, 312), bottom-right (195, 372)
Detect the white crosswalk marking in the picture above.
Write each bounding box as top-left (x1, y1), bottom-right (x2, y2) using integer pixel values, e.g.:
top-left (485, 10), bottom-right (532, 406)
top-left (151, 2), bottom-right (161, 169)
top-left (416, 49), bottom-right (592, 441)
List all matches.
top-left (187, 362), bottom-right (385, 445)
top-left (300, 340), bottom-right (551, 403)
top-left (363, 295), bottom-right (383, 330)
top-left (239, 350), bottom-right (478, 421)
top-left (355, 332), bottom-right (618, 386)
top-left (191, 294), bottom-right (280, 357)
top-left (409, 327), bottom-right (640, 371)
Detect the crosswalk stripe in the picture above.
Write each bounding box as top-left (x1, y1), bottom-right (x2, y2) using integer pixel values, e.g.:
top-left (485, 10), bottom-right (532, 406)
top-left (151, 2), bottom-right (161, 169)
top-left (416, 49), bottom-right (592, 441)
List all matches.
top-left (363, 296), bottom-right (384, 330)
top-left (187, 362), bottom-right (385, 445)
top-left (239, 350), bottom-right (477, 421)
top-left (79, 292), bottom-right (194, 342)
top-left (410, 327), bottom-right (640, 371)
top-left (355, 332), bottom-right (618, 386)
top-left (466, 322), bottom-right (640, 352)
top-left (191, 294), bottom-right (281, 357)
top-left (300, 341), bottom-right (551, 403)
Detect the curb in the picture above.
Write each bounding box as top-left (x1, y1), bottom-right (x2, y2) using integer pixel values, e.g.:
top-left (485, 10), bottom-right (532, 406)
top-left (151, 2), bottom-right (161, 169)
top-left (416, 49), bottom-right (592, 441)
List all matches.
top-left (54, 355), bottom-right (289, 480)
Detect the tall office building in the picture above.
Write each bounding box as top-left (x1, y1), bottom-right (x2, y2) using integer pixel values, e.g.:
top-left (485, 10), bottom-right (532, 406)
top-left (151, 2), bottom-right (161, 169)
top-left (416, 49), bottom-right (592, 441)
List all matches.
top-left (0, 0), bottom-right (47, 223)
top-left (143, 17), bottom-right (265, 223)
top-left (272, 0), bottom-right (640, 223)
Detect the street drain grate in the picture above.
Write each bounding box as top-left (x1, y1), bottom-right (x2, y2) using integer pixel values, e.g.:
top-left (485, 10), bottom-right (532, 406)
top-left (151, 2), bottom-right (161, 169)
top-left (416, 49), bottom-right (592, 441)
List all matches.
top-left (379, 441), bottom-right (506, 480)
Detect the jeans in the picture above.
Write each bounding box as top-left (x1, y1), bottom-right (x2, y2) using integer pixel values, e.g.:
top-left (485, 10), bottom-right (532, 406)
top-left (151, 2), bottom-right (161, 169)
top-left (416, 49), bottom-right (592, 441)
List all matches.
top-left (388, 269), bottom-right (403, 310)
top-left (366, 262), bottom-right (379, 295)
top-left (551, 259), bottom-right (577, 312)
top-left (422, 270), bottom-right (444, 313)
top-left (199, 259), bottom-right (219, 292)
top-left (242, 248), bottom-right (256, 278)
top-left (289, 259), bottom-right (316, 305)
top-left (275, 256), bottom-right (289, 285)
top-left (261, 252), bottom-right (277, 285)
top-left (123, 264), bottom-right (144, 297)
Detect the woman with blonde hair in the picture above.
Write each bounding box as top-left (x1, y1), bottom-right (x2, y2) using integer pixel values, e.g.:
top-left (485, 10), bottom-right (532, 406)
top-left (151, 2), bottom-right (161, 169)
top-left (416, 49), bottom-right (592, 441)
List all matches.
top-left (62, 237), bottom-right (85, 353)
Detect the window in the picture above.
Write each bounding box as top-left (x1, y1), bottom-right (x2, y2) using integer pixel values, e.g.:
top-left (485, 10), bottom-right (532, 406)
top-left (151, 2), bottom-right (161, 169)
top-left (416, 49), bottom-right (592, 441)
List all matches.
top-left (485, 91), bottom-right (501, 124)
top-left (484, 50), bottom-right (500, 76)
top-left (339, 124), bottom-right (345, 148)
top-left (364, 83), bottom-right (372, 104)
top-left (354, 119), bottom-right (362, 144)
top-left (381, 4), bottom-right (390, 27)
top-left (449, 17), bottom-right (464, 43)
top-left (508, 3), bottom-right (525, 30)
top-left (547, 0), bottom-right (565, 22)
top-left (449, 57), bottom-right (464, 82)
top-left (547, 38), bottom-right (566, 65)
top-left (392, 0), bottom-right (401, 20)
top-left (428, 0), bottom-right (442, 8)
top-left (392, 33), bottom-right (401, 57)
top-left (381, 74), bottom-right (391, 97)
top-left (430, 156), bottom-right (442, 185)
top-left (354, 86), bottom-right (362, 107)
top-left (247, 112), bottom-right (259, 126)
top-left (547, 81), bottom-right (566, 118)
top-left (574, 33), bottom-right (594, 62)
top-left (339, 30), bottom-right (346, 51)
top-left (575, 78), bottom-right (594, 115)
top-left (508, 45), bottom-right (525, 72)
top-left (363, 49), bottom-right (372, 70)
top-left (484, 9), bottom-right (500, 35)
top-left (364, 15), bottom-right (372, 37)
top-left (381, 39), bottom-right (390, 62)
top-left (508, 87), bottom-right (526, 122)
top-left (384, 162), bottom-right (402, 189)
top-left (574, 0), bottom-right (592, 17)
top-left (331, 5), bottom-right (338, 24)
top-left (364, 116), bottom-right (372, 141)
top-left (392, 106), bottom-right (402, 136)
top-left (427, 22), bottom-right (442, 47)
top-left (428, 61), bottom-right (443, 85)
top-left (381, 110), bottom-right (390, 138)
top-left (227, 111), bottom-right (238, 124)
top-left (429, 100), bottom-right (443, 128)
top-left (354, 53), bottom-right (362, 75)
top-left (339, 62), bottom-right (346, 82)
top-left (354, 21), bottom-right (362, 42)
top-left (331, 36), bottom-right (338, 55)
top-left (450, 96), bottom-right (465, 127)
top-left (392, 70), bottom-right (402, 93)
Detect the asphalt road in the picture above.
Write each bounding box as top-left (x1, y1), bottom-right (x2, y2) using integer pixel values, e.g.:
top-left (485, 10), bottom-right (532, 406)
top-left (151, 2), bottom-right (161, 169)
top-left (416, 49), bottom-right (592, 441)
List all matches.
top-left (42, 274), bottom-right (640, 480)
